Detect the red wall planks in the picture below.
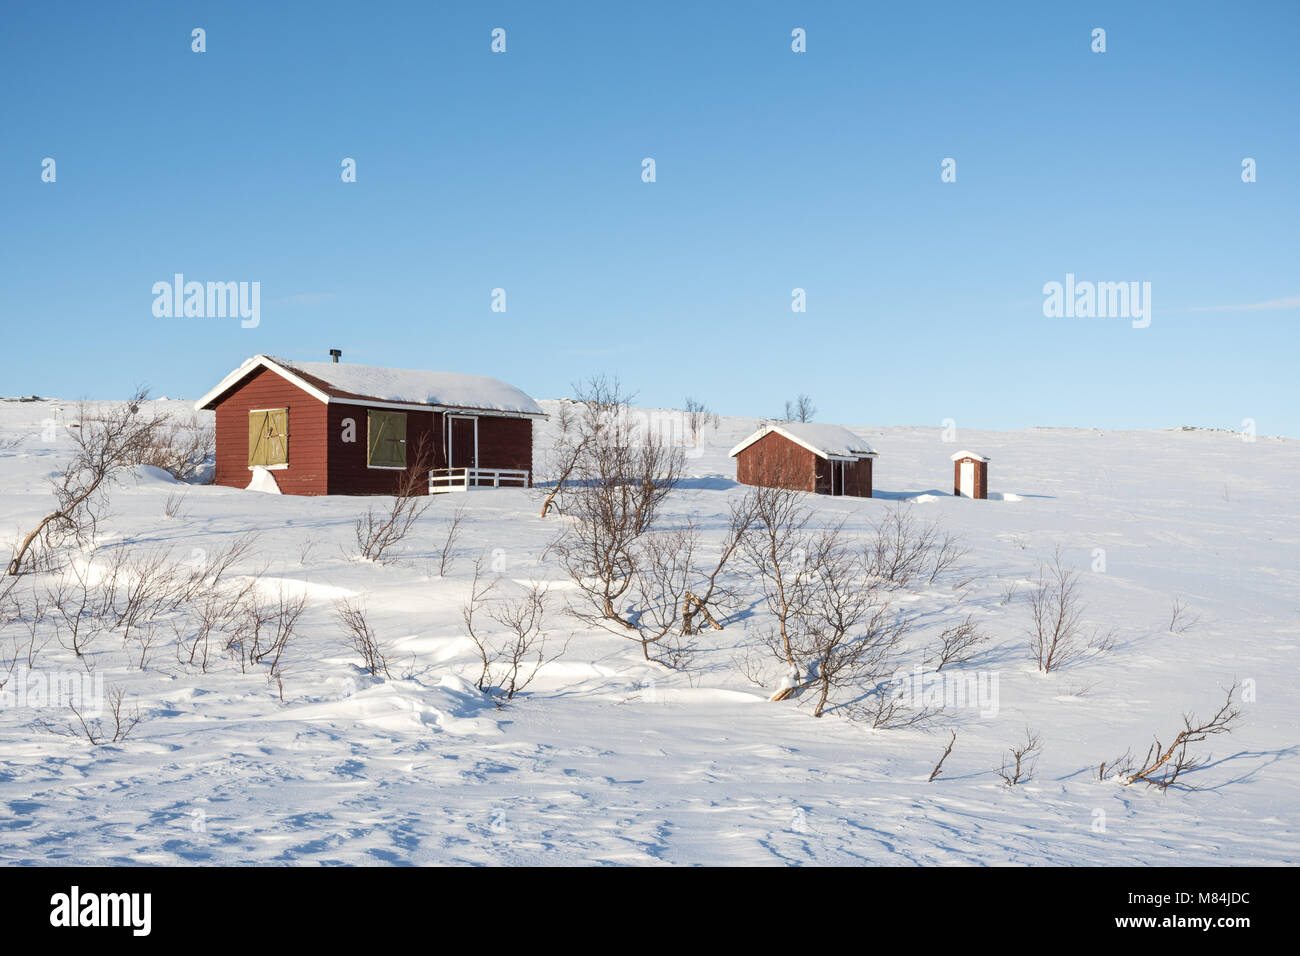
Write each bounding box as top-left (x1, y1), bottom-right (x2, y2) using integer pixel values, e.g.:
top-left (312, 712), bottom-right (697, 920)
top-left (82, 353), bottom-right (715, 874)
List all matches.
top-left (211, 366), bottom-right (329, 495)
top-left (735, 431), bottom-right (817, 492)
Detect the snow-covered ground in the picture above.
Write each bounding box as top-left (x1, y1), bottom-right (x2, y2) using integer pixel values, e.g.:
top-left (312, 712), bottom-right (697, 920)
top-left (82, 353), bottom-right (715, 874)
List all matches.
top-left (0, 397), bottom-right (1296, 865)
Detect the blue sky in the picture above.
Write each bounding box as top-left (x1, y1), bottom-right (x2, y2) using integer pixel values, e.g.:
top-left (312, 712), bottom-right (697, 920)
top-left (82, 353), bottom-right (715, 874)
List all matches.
top-left (2, 1), bottom-right (1297, 435)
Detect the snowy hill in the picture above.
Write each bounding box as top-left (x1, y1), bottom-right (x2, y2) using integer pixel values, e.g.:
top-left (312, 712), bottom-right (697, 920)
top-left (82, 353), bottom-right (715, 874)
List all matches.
top-left (0, 397), bottom-right (1296, 865)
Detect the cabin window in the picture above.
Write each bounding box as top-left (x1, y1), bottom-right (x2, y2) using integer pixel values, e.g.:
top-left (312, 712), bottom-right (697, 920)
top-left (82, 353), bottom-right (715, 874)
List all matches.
top-left (367, 410), bottom-right (407, 468)
top-left (248, 408), bottom-right (288, 467)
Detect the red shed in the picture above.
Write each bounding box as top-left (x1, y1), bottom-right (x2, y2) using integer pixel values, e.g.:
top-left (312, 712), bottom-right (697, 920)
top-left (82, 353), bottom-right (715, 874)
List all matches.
top-left (730, 423), bottom-right (877, 497)
top-left (194, 354), bottom-right (546, 496)
top-left (951, 450), bottom-right (989, 499)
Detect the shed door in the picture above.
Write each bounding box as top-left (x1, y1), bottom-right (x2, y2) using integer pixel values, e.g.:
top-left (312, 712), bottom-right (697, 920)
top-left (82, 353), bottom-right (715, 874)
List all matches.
top-left (449, 416), bottom-right (477, 469)
top-left (960, 460), bottom-right (975, 497)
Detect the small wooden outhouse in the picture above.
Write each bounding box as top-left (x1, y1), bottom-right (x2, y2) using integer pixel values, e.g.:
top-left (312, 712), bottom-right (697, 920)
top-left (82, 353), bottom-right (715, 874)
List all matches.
top-left (951, 450), bottom-right (989, 499)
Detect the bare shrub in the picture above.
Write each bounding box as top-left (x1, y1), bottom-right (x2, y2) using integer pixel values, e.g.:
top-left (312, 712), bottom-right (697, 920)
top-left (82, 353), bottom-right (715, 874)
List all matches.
top-left (7, 588), bottom-right (49, 669)
top-left (733, 647), bottom-right (772, 689)
top-left (464, 568), bottom-right (567, 705)
top-left (354, 436), bottom-right (434, 564)
top-left (553, 377), bottom-right (684, 629)
top-left (136, 413), bottom-right (214, 481)
top-left (336, 598), bottom-right (390, 678)
top-left (1169, 597), bottom-right (1199, 633)
top-left (40, 684), bottom-right (143, 746)
top-left (849, 684), bottom-right (946, 730)
top-left (929, 731), bottom-right (957, 782)
top-left (436, 504), bottom-right (466, 578)
top-left (864, 503), bottom-right (938, 590)
top-left (538, 402), bottom-right (590, 519)
top-left (682, 493), bottom-right (757, 635)
top-left (927, 528), bottom-right (970, 585)
top-left (624, 524), bottom-right (700, 667)
top-left (740, 472), bottom-right (816, 671)
top-left (927, 614), bottom-right (989, 671)
top-left (1102, 682), bottom-right (1242, 790)
top-left (174, 574), bottom-right (259, 674)
top-left (996, 728), bottom-right (1042, 786)
top-left (763, 526), bottom-right (911, 718)
top-left (132, 624), bottom-right (160, 671)
top-left (233, 586), bottom-right (305, 695)
top-left (44, 561), bottom-right (106, 665)
top-left (7, 391), bottom-right (168, 575)
top-left (170, 534), bottom-right (259, 609)
top-left (683, 397), bottom-right (719, 444)
top-left (1026, 547), bottom-right (1086, 673)
top-left (164, 491), bottom-right (188, 518)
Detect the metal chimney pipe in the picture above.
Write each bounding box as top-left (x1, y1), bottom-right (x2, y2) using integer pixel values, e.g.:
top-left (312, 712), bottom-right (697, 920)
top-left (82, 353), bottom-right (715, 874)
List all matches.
top-left (329, 349), bottom-right (342, 363)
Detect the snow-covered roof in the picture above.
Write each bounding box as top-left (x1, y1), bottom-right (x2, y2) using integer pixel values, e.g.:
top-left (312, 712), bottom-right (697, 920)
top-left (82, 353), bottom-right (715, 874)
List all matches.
top-left (729, 422), bottom-right (877, 461)
top-left (950, 450), bottom-right (990, 462)
top-left (194, 355), bottom-right (545, 417)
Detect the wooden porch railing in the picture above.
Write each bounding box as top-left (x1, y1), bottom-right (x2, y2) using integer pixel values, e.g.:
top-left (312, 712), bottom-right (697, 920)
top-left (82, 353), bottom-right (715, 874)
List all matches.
top-left (429, 467), bottom-right (530, 493)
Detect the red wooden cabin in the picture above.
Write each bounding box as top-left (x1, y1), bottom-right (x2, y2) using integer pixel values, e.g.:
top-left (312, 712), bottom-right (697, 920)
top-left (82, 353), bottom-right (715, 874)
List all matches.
top-left (730, 423), bottom-right (877, 497)
top-left (194, 354), bottom-right (545, 495)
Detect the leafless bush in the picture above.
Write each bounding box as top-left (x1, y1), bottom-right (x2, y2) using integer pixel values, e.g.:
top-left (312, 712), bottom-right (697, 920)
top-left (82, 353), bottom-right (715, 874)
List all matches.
top-left (44, 561), bottom-right (106, 665)
top-left (763, 525), bottom-right (911, 718)
top-left (1101, 682), bottom-right (1242, 790)
top-left (929, 731), bottom-right (957, 782)
top-left (927, 614), bottom-right (989, 671)
top-left (740, 473), bottom-right (816, 671)
top-left (553, 377), bottom-right (684, 629)
top-left (164, 491), bottom-right (188, 518)
top-left (169, 534), bottom-right (259, 609)
top-left (1169, 597), bottom-right (1199, 633)
top-left (7, 588), bottom-right (49, 669)
top-left (135, 413), bottom-right (214, 481)
top-left (538, 402), bottom-right (589, 519)
top-left (733, 647), bottom-right (772, 689)
top-left (782, 394), bottom-right (816, 422)
top-left (864, 503), bottom-right (938, 590)
top-left (464, 568), bottom-right (567, 705)
top-left (624, 525), bottom-right (700, 668)
top-left (110, 547), bottom-right (179, 645)
top-left (7, 390), bottom-right (168, 575)
top-left (63, 685), bottom-right (143, 746)
top-left (353, 436), bottom-right (434, 564)
top-left (1026, 547), bottom-right (1086, 673)
top-left (132, 624), bottom-right (160, 671)
top-left (927, 529), bottom-right (970, 585)
top-left (682, 493), bottom-right (757, 635)
top-left (173, 573), bottom-right (259, 674)
top-left (995, 728), bottom-right (1042, 786)
top-left (230, 586), bottom-right (305, 694)
top-left (39, 684), bottom-right (143, 746)
top-left (848, 686), bottom-right (946, 730)
top-left (336, 598), bottom-right (390, 678)
top-left (436, 505), bottom-right (466, 578)
top-left (683, 397), bottom-right (719, 444)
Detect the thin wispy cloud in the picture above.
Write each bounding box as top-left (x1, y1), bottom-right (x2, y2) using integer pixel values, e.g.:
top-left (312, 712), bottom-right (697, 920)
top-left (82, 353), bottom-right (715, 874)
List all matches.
top-left (1190, 295), bottom-right (1300, 313)
top-left (278, 292), bottom-right (337, 306)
